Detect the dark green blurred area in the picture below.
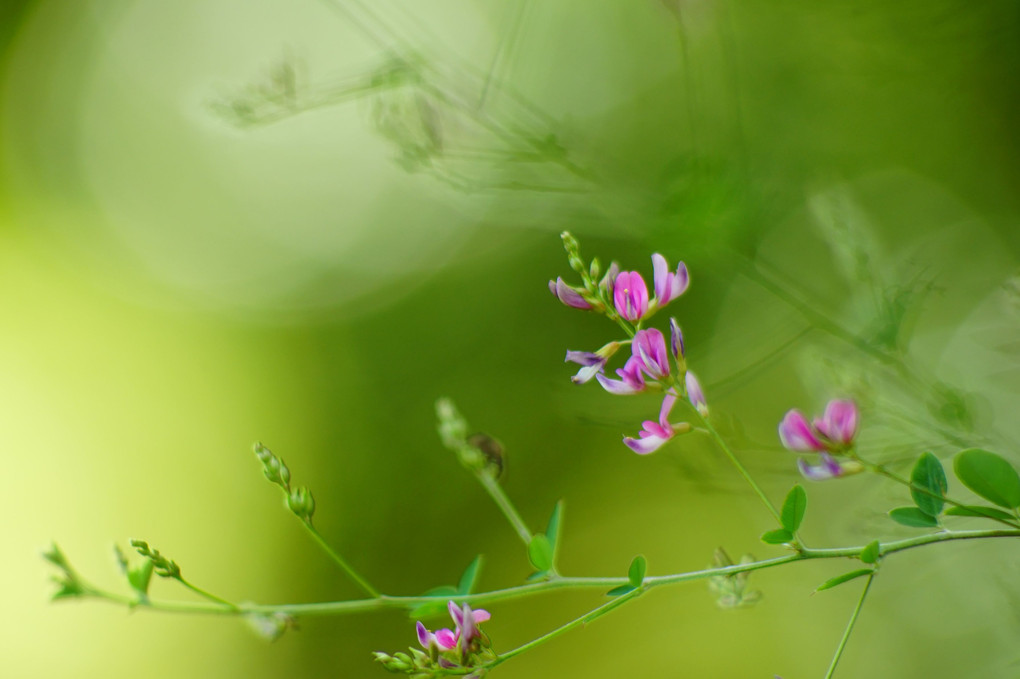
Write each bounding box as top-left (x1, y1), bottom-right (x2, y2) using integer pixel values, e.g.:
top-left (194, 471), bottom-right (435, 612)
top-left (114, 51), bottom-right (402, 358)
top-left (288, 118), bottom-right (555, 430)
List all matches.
top-left (2, 1), bottom-right (1019, 678)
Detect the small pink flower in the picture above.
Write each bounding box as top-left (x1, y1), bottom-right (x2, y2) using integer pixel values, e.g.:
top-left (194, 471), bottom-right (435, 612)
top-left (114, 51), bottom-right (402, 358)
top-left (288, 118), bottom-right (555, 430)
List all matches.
top-left (596, 329), bottom-right (670, 395)
top-left (778, 410), bottom-right (826, 452)
top-left (549, 277), bottom-right (593, 310)
top-left (778, 399), bottom-right (858, 453)
top-left (624, 393), bottom-right (691, 454)
top-left (613, 271), bottom-right (649, 321)
top-left (651, 253), bottom-right (690, 307)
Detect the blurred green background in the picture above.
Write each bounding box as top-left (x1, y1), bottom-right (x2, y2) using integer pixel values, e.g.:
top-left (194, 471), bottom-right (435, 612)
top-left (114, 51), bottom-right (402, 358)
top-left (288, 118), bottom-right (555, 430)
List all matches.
top-left (3, 1), bottom-right (1019, 677)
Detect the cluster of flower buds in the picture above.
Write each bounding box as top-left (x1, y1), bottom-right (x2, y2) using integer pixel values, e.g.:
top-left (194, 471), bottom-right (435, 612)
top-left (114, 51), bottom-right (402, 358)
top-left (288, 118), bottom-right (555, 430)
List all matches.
top-left (778, 400), bottom-right (864, 481)
top-left (551, 233), bottom-right (707, 455)
top-left (254, 442), bottom-right (317, 522)
top-left (374, 601), bottom-right (496, 677)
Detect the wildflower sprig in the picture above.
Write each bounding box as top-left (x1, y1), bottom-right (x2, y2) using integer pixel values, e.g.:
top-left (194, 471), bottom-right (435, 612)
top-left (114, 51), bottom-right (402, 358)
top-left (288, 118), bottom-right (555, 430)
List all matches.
top-left (44, 234), bottom-right (1020, 678)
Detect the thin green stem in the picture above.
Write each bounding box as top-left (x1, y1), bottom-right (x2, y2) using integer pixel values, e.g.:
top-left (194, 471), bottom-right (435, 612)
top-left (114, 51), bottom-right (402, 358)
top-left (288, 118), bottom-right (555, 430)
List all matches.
top-left (824, 572), bottom-right (875, 679)
top-left (301, 520), bottom-right (381, 598)
top-left (76, 529), bottom-right (1018, 618)
top-left (476, 471), bottom-right (533, 546)
top-left (699, 416), bottom-right (784, 527)
top-left (176, 578), bottom-right (239, 610)
top-left (487, 587), bottom-right (644, 670)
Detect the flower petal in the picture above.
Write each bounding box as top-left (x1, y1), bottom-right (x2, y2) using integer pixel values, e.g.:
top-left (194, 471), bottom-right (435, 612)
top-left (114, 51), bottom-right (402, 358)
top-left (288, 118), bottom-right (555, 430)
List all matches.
top-left (797, 453), bottom-right (845, 481)
top-left (669, 317), bottom-right (685, 360)
top-left (596, 373), bottom-right (643, 395)
top-left (550, 277), bottom-right (593, 310)
top-left (624, 432), bottom-right (672, 455)
top-left (816, 399), bottom-right (858, 446)
top-left (416, 621), bottom-right (433, 649)
top-left (435, 628), bottom-right (458, 651)
top-left (685, 371), bottom-right (708, 416)
top-left (470, 608), bottom-right (491, 624)
top-left (778, 410), bottom-right (825, 451)
top-left (614, 271), bottom-right (649, 321)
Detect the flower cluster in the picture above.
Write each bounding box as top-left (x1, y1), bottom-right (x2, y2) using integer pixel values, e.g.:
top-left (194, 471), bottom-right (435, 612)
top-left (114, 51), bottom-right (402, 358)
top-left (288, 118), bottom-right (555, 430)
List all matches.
top-left (778, 400), bottom-right (864, 481)
top-left (374, 601), bottom-right (495, 677)
top-left (551, 233), bottom-right (705, 455)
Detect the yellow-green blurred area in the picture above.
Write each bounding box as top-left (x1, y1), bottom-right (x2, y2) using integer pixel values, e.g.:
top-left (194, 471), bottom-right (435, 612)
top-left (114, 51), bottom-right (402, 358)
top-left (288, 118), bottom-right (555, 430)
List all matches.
top-left (3, 0), bottom-right (1020, 677)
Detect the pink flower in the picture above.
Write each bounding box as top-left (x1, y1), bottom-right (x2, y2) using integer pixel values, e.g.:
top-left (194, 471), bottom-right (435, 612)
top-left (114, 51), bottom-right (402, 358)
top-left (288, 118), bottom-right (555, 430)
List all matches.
top-left (624, 393), bottom-right (692, 454)
top-left (596, 329), bottom-right (670, 395)
top-left (613, 271), bottom-right (649, 321)
top-left (415, 601), bottom-right (491, 653)
top-left (778, 400), bottom-right (858, 453)
top-left (549, 277), bottom-right (593, 310)
top-left (564, 342), bottom-right (621, 385)
top-left (651, 254), bottom-right (690, 307)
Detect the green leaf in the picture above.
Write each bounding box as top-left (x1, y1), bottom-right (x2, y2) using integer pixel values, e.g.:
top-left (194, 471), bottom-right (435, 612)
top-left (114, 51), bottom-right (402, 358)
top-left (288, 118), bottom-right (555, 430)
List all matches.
top-left (422, 585), bottom-right (458, 597)
top-left (781, 485), bottom-right (808, 533)
top-left (127, 560), bottom-right (154, 595)
top-left (545, 500), bottom-right (565, 568)
top-left (859, 540), bottom-right (880, 565)
top-left (889, 507), bottom-right (939, 528)
top-left (815, 569), bottom-right (874, 593)
top-left (457, 555), bottom-right (483, 595)
top-left (760, 529), bottom-right (794, 545)
top-left (944, 505), bottom-right (1018, 522)
top-left (628, 555), bottom-right (647, 588)
top-left (528, 534), bottom-right (553, 572)
top-left (606, 585), bottom-right (635, 597)
top-left (954, 448), bottom-right (1020, 509)
top-left (525, 570), bottom-right (550, 583)
top-left (910, 452), bottom-right (948, 517)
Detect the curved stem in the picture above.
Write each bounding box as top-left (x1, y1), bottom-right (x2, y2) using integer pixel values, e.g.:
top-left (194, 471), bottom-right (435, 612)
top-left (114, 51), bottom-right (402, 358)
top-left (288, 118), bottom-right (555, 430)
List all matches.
top-left (824, 572), bottom-right (875, 679)
top-left (176, 578), bottom-right (239, 610)
top-left (301, 521), bottom-right (381, 598)
top-left (76, 529), bottom-right (1019, 618)
top-left (699, 415), bottom-right (784, 527)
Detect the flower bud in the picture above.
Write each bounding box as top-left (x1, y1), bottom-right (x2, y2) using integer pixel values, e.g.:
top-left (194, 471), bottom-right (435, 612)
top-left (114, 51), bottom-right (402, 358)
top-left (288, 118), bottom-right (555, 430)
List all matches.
top-left (287, 486), bottom-right (316, 521)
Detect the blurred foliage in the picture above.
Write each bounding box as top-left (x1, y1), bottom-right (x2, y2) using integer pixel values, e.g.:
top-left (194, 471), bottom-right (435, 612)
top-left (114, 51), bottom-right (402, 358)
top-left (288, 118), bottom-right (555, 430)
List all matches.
top-left (2, 1), bottom-right (1019, 678)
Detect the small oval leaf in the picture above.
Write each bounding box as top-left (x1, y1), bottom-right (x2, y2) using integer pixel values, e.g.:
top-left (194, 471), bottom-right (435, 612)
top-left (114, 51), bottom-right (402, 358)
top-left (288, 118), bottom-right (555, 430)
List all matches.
top-left (781, 485), bottom-right (808, 534)
top-left (889, 507), bottom-right (939, 528)
top-left (628, 555), bottom-right (647, 588)
top-left (954, 448), bottom-right (1020, 509)
top-left (815, 569), bottom-right (873, 593)
top-left (760, 529), bottom-right (794, 545)
top-left (528, 534), bottom-right (553, 571)
top-left (910, 452), bottom-right (948, 517)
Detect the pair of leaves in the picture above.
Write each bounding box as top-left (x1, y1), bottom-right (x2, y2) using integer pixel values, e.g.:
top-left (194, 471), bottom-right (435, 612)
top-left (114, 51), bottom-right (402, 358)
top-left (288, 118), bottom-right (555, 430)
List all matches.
top-left (527, 500), bottom-right (565, 578)
top-left (607, 555), bottom-right (646, 597)
top-left (890, 449), bottom-right (1020, 528)
top-left (890, 452), bottom-right (947, 528)
top-left (761, 485), bottom-right (807, 545)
